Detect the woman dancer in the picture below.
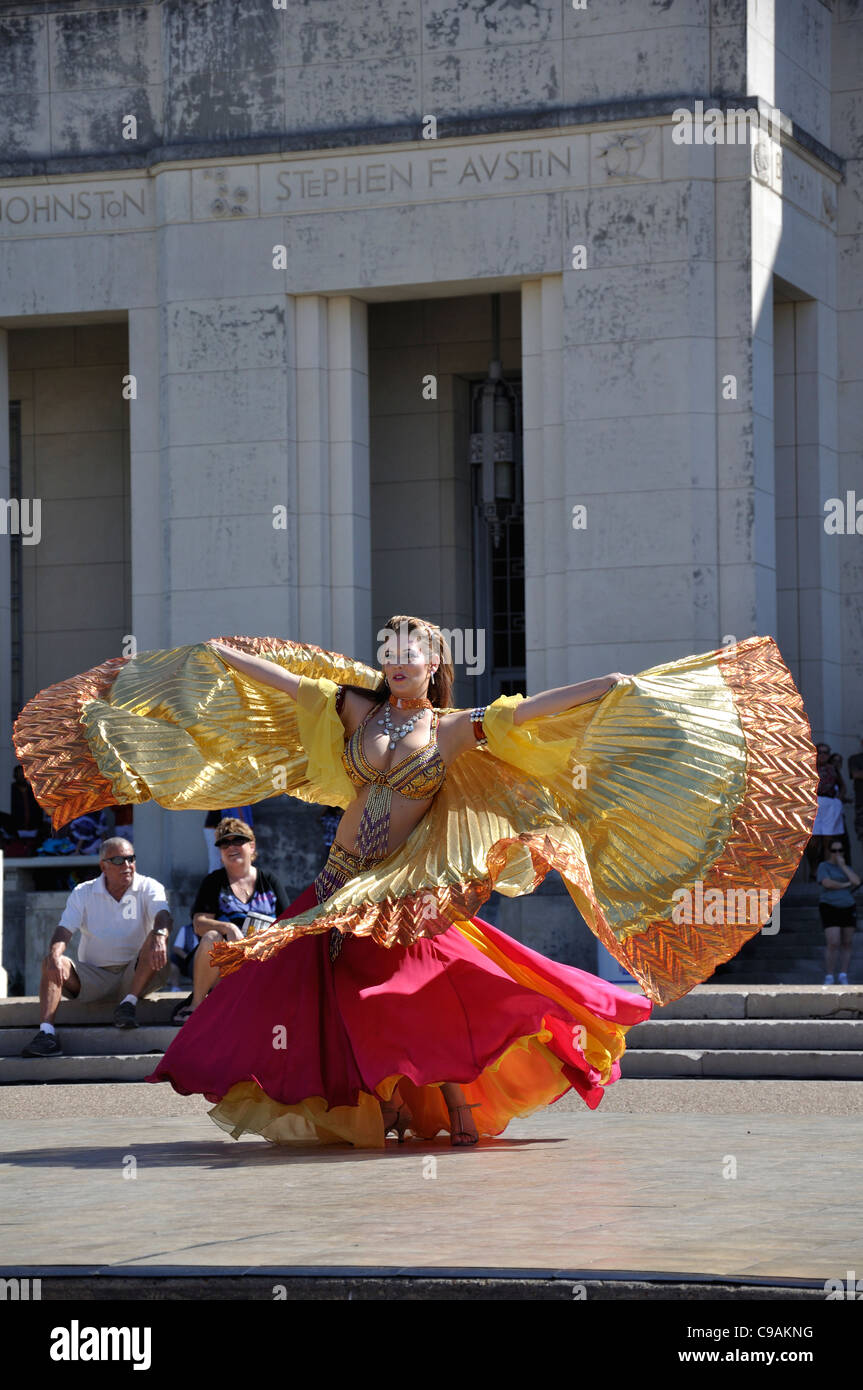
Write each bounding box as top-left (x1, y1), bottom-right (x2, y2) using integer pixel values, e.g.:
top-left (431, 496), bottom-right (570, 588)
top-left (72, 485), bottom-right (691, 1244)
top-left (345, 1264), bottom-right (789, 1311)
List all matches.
top-left (13, 619), bottom-right (817, 1148)
top-left (158, 619), bottom-right (637, 1146)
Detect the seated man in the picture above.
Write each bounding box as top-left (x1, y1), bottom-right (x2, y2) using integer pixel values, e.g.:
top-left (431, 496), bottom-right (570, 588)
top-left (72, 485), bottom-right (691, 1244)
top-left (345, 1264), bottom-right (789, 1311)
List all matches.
top-left (20, 837), bottom-right (173, 1057)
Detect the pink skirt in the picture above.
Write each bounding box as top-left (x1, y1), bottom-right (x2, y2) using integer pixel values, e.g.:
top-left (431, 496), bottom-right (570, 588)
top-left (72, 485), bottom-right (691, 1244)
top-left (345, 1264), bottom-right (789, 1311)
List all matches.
top-left (147, 882), bottom-right (653, 1147)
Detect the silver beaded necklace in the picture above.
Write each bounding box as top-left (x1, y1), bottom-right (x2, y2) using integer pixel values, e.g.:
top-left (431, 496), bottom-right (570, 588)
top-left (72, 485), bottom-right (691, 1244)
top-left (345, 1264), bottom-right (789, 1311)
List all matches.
top-left (377, 701), bottom-right (431, 751)
top-left (376, 674), bottom-right (436, 750)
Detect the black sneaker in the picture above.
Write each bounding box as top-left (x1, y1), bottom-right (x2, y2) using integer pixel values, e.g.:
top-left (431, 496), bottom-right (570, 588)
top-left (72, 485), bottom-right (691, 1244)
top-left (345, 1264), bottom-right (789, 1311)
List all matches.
top-left (21, 1030), bottom-right (62, 1057)
top-left (113, 1000), bottom-right (138, 1029)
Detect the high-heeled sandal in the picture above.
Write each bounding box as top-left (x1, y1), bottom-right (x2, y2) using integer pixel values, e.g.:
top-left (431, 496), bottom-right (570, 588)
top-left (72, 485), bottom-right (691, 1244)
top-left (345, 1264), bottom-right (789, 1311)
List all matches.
top-left (448, 1101), bottom-right (481, 1147)
top-left (380, 1092), bottom-right (413, 1143)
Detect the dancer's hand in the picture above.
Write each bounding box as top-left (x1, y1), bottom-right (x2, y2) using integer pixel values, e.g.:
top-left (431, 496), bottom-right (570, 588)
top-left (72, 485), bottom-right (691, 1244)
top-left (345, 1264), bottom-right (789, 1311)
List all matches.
top-left (604, 672), bottom-right (631, 691)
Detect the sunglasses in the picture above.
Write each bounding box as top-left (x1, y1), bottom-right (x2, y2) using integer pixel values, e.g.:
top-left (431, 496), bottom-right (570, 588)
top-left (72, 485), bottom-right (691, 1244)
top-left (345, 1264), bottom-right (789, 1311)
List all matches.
top-left (830, 846), bottom-right (844, 852)
top-left (217, 836), bottom-right (250, 847)
top-left (103, 854), bottom-right (136, 865)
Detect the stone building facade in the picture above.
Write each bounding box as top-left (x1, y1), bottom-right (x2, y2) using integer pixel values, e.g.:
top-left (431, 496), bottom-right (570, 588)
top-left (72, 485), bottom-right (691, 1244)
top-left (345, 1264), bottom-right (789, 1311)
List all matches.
top-left (0, 0), bottom-right (860, 959)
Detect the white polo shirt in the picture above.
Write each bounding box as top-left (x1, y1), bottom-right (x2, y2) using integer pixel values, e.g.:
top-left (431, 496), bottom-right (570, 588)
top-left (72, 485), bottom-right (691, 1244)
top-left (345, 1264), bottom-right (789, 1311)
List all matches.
top-left (59, 872), bottom-right (170, 967)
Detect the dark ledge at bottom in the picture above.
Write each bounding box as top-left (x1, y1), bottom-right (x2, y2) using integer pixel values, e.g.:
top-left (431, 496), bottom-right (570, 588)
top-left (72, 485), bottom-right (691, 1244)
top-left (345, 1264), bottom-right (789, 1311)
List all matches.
top-left (0, 1265), bottom-right (828, 1301)
top-left (0, 95), bottom-right (843, 184)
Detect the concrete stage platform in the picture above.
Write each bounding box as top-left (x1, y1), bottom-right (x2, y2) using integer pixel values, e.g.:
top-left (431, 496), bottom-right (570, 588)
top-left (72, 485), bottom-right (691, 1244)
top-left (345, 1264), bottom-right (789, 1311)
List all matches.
top-left (2, 1079), bottom-right (861, 1298)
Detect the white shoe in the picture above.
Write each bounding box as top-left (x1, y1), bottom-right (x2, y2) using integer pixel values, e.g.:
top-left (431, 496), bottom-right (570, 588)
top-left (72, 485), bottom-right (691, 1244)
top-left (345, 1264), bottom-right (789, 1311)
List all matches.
top-left (838, 972), bottom-right (849, 985)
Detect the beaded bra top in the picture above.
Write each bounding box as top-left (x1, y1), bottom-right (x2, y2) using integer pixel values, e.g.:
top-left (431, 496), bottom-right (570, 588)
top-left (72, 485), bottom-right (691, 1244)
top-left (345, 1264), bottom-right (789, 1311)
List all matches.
top-left (342, 704), bottom-right (446, 798)
top-left (340, 700), bottom-right (446, 860)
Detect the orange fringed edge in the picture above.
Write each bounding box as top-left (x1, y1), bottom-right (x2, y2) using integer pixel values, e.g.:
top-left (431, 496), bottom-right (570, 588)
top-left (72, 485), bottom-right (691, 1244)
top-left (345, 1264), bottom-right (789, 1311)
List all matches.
top-left (211, 636), bottom-right (818, 1005)
top-left (209, 829), bottom-right (601, 974)
top-left (616, 636), bottom-right (818, 1003)
top-left (12, 634), bottom-right (375, 830)
top-left (11, 656), bottom-right (129, 827)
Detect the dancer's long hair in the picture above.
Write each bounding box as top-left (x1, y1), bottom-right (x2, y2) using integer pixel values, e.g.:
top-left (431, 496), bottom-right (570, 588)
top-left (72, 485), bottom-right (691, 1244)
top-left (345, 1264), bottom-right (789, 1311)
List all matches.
top-left (340, 614), bottom-right (455, 709)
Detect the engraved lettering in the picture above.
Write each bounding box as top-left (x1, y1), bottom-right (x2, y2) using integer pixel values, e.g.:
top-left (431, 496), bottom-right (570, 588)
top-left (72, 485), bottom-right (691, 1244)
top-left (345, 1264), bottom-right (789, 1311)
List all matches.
top-left (53, 193), bottom-right (76, 221)
top-left (123, 189), bottom-right (146, 217)
top-left (365, 162), bottom-right (387, 192)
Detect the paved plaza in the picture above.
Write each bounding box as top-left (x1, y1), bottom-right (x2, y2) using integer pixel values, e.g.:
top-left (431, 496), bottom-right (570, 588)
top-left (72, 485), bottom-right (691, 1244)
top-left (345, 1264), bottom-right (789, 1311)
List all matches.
top-left (3, 1079), bottom-right (861, 1293)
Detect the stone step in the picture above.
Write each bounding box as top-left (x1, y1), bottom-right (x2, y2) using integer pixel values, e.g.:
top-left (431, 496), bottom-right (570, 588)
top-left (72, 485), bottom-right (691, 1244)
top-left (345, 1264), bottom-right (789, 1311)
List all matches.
top-left (727, 932), bottom-right (863, 946)
top-left (714, 963), bottom-right (863, 977)
top-left (654, 986), bottom-right (863, 1018)
top-left (2, 1025), bottom-right (178, 1058)
top-left (710, 977), bottom-right (850, 989)
top-left (4, 987), bottom-right (863, 1028)
top-left (0, 1054), bottom-right (162, 1084)
top-left (710, 967), bottom-right (856, 984)
top-left (722, 936), bottom-right (863, 952)
top-left (622, 1050), bottom-right (863, 1079)
top-left (8, 1017), bottom-right (860, 1059)
top-left (741, 913), bottom-right (863, 926)
top-left (0, 992), bottom-right (182, 1028)
top-left (4, 1048), bottom-right (863, 1085)
top-left (628, 1019), bottom-right (863, 1050)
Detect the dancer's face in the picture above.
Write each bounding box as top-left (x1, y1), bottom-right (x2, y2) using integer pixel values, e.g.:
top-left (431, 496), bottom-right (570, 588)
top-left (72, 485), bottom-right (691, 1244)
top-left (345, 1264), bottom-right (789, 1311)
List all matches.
top-left (381, 633), bottom-right (437, 700)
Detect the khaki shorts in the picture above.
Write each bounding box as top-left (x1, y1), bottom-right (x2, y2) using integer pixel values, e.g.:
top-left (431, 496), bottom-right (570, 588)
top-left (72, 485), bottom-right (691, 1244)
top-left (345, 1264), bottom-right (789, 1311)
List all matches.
top-left (63, 953), bottom-right (171, 1005)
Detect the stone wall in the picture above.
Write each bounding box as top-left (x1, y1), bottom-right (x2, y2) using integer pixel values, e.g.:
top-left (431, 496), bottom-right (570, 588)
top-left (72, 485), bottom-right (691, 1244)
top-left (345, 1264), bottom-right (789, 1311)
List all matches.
top-left (9, 322), bottom-right (131, 695)
top-left (0, 1), bottom-right (837, 173)
top-left (832, 1), bottom-right (863, 755)
top-left (368, 290), bottom-right (520, 708)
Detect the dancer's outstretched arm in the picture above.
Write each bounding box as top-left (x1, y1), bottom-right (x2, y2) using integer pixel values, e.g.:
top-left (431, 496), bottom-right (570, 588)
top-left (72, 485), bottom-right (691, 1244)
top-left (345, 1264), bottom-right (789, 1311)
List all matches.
top-left (207, 640), bottom-right (303, 700)
top-left (444, 669), bottom-right (631, 761)
top-left (514, 672), bottom-right (629, 725)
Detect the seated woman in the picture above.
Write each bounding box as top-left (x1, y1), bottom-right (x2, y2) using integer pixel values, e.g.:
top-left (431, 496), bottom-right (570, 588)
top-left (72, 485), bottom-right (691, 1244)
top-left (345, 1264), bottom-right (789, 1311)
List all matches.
top-left (171, 817), bottom-right (289, 1025)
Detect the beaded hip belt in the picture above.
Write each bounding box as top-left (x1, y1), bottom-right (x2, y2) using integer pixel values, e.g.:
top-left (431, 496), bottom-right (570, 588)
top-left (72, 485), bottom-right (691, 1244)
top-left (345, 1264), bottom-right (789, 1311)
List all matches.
top-left (315, 839), bottom-right (388, 962)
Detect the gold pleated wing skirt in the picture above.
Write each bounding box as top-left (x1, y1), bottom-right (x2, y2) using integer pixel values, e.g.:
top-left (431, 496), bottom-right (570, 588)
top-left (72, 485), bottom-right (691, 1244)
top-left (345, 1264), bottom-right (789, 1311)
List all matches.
top-left (13, 634), bottom-right (817, 1004)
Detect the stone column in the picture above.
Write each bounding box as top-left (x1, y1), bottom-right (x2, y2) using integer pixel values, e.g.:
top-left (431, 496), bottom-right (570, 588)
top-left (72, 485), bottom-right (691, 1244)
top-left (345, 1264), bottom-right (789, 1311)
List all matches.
top-left (0, 328), bottom-right (10, 801)
top-left (128, 307), bottom-right (167, 883)
top-left (296, 293), bottom-right (371, 663)
top-left (834, 0), bottom-right (863, 762)
top-left (328, 296), bottom-right (371, 663)
top-left (129, 308), bottom-right (165, 653)
top-left (0, 329), bottom-right (8, 993)
top-left (296, 294), bottom-right (331, 646)
top-left (718, 163), bottom-right (779, 648)
top-left (158, 205), bottom-right (296, 887)
top-left (517, 276), bottom-right (598, 970)
top-left (521, 275), bottom-right (564, 695)
top-left (561, 148), bottom-right (722, 684)
top-left (783, 298), bottom-right (841, 744)
top-left (0, 849), bottom-right (7, 996)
